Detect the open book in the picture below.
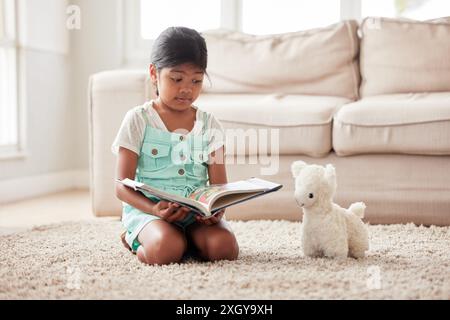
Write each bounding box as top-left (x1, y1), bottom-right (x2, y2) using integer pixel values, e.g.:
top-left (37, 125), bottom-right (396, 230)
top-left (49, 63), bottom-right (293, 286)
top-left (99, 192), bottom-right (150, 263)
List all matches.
top-left (116, 177), bottom-right (283, 218)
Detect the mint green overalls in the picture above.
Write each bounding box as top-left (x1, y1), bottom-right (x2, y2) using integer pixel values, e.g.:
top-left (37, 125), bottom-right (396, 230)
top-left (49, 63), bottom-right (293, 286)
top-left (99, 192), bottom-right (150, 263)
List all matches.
top-left (122, 106), bottom-right (210, 252)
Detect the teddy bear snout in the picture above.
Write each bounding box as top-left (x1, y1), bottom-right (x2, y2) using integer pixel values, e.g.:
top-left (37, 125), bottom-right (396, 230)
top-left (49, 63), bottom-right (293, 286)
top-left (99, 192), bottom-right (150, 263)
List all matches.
top-left (295, 197), bottom-right (305, 207)
top-left (294, 191), bottom-right (315, 208)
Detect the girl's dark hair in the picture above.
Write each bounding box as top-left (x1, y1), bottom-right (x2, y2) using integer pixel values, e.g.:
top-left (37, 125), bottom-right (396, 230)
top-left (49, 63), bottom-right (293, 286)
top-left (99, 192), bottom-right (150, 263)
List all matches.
top-left (151, 26), bottom-right (208, 72)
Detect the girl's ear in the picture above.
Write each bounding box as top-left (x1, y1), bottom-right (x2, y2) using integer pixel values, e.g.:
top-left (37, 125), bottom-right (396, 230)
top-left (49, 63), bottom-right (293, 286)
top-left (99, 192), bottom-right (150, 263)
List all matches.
top-left (149, 64), bottom-right (159, 96)
top-left (149, 64), bottom-right (157, 83)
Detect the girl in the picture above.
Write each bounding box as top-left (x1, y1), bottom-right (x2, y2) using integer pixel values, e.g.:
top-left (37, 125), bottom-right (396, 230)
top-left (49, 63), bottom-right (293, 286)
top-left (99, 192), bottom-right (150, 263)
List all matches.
top-left (112, 27), bottom-right (239, 265)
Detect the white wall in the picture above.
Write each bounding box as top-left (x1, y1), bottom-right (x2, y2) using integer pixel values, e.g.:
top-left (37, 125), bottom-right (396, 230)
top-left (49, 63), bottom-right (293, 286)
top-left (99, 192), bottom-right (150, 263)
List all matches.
top-left (70, 0), bottom-right (123, 171)
top-left (0, 0), bottom-right (74, 181)
top-left (0, 0), bottom-right (128, 202)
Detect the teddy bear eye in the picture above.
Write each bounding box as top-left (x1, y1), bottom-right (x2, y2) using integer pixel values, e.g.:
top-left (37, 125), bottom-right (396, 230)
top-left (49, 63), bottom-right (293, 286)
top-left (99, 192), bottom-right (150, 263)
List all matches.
top-left (308, 193), bottom-right (314, 199)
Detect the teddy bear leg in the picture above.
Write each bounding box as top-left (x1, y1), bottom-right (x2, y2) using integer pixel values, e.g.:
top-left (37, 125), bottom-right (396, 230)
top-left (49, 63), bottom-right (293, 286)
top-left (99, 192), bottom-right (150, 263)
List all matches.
top-left (349, 248), bottom-right (366, 259)
top-left (302, 243), bottom-right (322, 258)
top-left (323, 241), bottom-right (348, 259)
top-left (348, 239), bottom-right (368, 258)
top-left (324, 248), bottom-right (348, 259)
top-left (304, 248), bottom-right (322, 258)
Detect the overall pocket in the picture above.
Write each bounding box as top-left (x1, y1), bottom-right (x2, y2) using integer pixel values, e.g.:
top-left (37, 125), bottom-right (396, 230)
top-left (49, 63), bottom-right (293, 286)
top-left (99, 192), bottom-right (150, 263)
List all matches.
top-left (140, 141), bottom-right (171, 171)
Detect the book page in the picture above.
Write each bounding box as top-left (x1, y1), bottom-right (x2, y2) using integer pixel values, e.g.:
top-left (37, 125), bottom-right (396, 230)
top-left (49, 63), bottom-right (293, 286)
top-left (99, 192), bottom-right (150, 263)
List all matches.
top-left (117, 178), bottom-right (209, 215)
top-left (210, 191), bottom-right (263, 211)
top-left (187, 179), bottom-right (270, 210)
top-left (188, 185), bottom-right (228, 205)
top-left (118, 177), bottom-right (282, 217)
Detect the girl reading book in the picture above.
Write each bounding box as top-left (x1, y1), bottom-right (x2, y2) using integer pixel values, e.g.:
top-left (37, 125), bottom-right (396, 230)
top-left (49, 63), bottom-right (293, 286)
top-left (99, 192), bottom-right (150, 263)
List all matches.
top-left (112, 27), bottom-right (239, 265)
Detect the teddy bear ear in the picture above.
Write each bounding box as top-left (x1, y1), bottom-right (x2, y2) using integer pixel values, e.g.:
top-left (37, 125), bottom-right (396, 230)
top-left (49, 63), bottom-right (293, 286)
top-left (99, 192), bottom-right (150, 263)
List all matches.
top-left (324, 164), bottom-right (336, 183)
top-left (291, 161), bottom-right (307, 178)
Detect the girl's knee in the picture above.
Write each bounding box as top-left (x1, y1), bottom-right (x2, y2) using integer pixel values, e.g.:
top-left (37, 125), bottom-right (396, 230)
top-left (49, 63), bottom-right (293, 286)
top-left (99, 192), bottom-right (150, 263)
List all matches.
top-left (205, 230), bottom-right (239, 262)
top-left (141, 231), bottom-right (187, 265)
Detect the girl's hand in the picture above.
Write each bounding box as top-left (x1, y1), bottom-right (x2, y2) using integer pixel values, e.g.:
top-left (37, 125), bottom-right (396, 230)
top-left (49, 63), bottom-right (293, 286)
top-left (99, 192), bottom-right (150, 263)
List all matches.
top-left (195, 209), bottom-right (225, 225)
top-left (152, 201), bottom-right (191, 223)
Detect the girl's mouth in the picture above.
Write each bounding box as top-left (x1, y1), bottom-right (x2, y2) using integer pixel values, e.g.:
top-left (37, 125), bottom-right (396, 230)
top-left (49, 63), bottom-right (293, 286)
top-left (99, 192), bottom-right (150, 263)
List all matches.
top-left (175, 97), bottom-right (191, 102)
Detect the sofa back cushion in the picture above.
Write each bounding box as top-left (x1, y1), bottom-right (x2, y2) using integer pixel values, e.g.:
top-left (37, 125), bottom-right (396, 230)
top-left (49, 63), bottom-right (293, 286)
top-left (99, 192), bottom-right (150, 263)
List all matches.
top-left (360, 17), bottom-right (450, 97)
top-left (201, 21), bottom-right (360, 100)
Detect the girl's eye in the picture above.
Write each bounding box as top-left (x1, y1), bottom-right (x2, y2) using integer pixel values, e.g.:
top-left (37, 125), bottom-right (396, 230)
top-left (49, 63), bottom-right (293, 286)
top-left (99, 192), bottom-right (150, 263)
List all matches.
top-left (171, 78), bottom-right (182, 82)
top-left (193, 79), bottom-right (203, 84)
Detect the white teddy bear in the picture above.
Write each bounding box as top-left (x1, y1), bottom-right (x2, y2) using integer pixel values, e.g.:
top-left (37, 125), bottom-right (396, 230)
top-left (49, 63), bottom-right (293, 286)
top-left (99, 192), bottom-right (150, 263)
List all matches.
top-left (291, 161), bottom-right (369, 259)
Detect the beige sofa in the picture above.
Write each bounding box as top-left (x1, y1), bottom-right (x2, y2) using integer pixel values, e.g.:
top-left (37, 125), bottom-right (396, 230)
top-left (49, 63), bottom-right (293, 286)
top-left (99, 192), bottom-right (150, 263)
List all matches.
top-left (88, 18), bottom-right (450, 226)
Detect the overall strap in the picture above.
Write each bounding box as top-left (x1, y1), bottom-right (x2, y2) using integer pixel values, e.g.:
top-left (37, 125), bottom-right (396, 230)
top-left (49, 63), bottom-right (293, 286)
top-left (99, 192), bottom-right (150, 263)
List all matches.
top-left (201, 110), bottom-right (208, 133)
top-left (141, 104), bottom-right (151, 126)
top-left (201, 110), bottom-right (209, 141)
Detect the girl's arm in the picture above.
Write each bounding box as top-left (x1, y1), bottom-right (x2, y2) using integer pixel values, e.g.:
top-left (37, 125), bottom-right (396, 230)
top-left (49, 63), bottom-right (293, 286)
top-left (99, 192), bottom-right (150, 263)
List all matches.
top-left (207, 146), bottom-right (227, 185)
top-left (115, 147), bottom-right (157, 214)
top-left (196, 146), bottom-right (227, 225)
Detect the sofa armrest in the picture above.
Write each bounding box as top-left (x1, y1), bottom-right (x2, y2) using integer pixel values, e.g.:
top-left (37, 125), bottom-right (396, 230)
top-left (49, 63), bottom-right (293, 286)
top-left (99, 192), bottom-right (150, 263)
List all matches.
top-left (88, 70), bottom-right (148, 217)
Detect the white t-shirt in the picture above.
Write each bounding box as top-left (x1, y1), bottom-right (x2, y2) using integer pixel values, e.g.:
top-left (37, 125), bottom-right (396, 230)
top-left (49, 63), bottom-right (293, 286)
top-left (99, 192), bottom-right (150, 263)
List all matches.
top-left (111, 100), bottom-right (226, 157)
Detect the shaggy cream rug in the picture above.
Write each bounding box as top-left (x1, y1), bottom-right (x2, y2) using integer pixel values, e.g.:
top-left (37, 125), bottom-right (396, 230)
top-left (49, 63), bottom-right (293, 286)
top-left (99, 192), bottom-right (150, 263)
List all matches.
top-left (0, 220), bottom-right (449, 300)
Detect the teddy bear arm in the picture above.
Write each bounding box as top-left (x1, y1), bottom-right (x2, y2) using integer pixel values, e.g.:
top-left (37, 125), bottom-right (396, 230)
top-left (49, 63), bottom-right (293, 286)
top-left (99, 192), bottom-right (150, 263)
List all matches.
top-left (302, 233), bottom-right (324, 257)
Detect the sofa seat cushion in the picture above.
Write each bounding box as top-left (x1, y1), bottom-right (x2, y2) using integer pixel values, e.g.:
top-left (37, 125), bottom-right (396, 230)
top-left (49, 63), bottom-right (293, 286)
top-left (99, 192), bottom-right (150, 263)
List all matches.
top-left (196, 93), bottom-right (350, 157)
top-left (333, 93), bottom-right (450, 156)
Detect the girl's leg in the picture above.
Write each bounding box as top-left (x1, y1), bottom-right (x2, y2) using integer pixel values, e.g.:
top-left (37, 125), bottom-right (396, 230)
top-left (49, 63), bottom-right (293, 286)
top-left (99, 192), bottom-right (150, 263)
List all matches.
top-left (137, 220), bottom-right (187, 265)
top-left (186, 220), bottom-right (239, 262)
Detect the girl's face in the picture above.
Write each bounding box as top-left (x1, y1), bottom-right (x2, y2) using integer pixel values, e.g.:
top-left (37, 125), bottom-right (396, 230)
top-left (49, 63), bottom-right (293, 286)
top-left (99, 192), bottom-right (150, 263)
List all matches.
top-left (150, 63), bottom-right (204, 112)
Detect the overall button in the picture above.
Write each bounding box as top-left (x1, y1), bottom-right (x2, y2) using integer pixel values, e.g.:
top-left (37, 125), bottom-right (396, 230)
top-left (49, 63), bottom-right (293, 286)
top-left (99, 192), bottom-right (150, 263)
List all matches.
top-left (151, 148), bottom-right (158, 155)
top-left (178, 169), bottom-right (185, 175)
top-left (179, 135), bottom-right (185, 141)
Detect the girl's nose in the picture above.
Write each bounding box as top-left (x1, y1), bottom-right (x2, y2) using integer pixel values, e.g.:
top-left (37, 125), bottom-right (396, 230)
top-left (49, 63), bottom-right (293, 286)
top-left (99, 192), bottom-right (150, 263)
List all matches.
top-left (179, 86), bottom-right (192, 94)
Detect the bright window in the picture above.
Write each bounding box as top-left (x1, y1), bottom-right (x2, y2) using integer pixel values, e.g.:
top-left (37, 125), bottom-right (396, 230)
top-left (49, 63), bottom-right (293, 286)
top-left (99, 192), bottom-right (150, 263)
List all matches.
top-left (242, 0), bottom-right (341, 35)
top-left (131, 0), bottom-right (450, 63)
top-left (361, 0), bottom-right (450, 20)
top-left (140, 0), bottom-right (221, 40)
top-left (0, 0), bottom-right (18, 151)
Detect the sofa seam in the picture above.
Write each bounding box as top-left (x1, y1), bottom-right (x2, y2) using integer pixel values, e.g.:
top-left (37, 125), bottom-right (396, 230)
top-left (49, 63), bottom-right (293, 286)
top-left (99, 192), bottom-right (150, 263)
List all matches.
top-left (364, 16), bottom-right (450, 27)
top-left (345, 20), bottom-right (360, 101)
top-left (219, 119), bottom-right (333, 127)
top-left (91, 89), bottom-right (145, 94)
top-left (334, 117), bottom-right (450, 127)
top-left (203, 21), bottom-right (350, 43)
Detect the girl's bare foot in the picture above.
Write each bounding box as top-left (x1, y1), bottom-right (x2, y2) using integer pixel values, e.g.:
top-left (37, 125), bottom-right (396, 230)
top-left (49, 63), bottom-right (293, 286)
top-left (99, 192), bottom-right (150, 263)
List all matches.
top-left (120, 231), bottom-right (134, 254)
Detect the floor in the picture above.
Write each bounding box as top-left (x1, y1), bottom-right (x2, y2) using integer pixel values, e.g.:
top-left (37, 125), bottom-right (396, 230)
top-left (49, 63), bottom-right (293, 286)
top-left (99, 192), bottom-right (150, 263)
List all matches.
top-left (0, 189), bottom-right (118, 236)
top-left (1, 189), bottom-right (449, 299)
top-left (2, 218), bottom-right (449, 299)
